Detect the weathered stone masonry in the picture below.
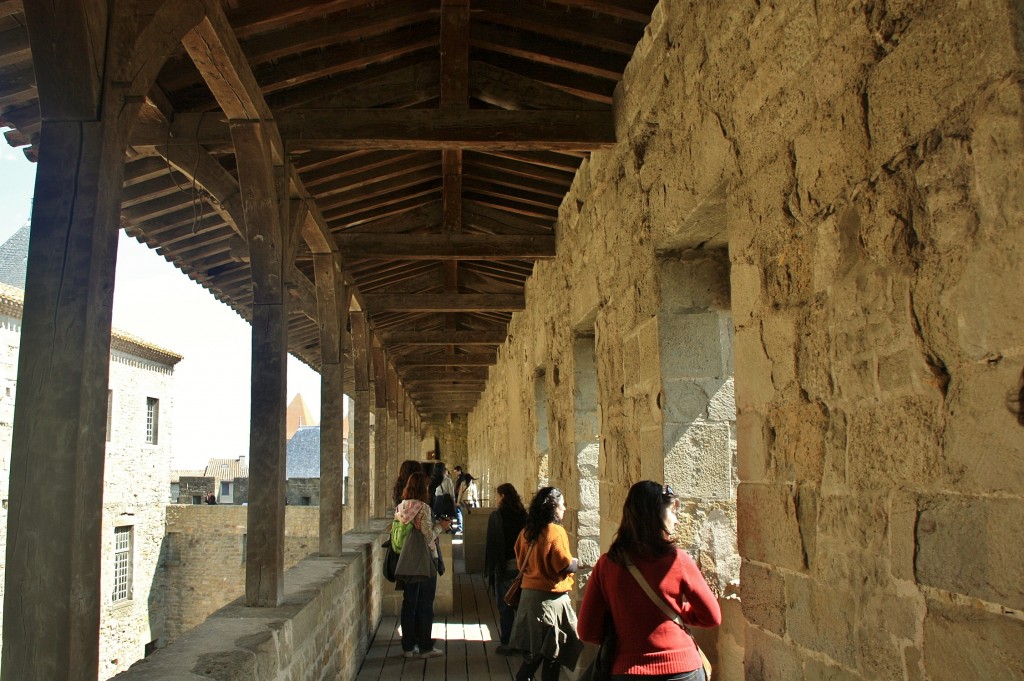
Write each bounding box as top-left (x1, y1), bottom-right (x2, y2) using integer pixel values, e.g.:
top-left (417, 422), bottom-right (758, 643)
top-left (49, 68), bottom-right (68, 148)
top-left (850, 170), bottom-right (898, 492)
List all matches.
top-left (467, 2), bottom-right (1024, 679)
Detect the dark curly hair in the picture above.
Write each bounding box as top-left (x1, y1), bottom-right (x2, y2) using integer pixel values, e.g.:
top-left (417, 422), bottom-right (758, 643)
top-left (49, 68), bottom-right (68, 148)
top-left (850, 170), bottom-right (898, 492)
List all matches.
top-left (392, 460), bottom-right (422, 506)
top-left (496, 483), bottom-right (527, 517)
top-left (608, 481), bottom-right (677, 565)
top-left (523, 486), bottom-right (563, 542)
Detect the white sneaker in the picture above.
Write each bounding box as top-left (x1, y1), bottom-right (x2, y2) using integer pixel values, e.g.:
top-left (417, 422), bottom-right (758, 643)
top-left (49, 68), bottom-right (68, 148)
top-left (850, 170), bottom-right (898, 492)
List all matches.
top-left (402, 648), bottom-right (418, 658)
top-left (420, 647), bottom-right (444, 659)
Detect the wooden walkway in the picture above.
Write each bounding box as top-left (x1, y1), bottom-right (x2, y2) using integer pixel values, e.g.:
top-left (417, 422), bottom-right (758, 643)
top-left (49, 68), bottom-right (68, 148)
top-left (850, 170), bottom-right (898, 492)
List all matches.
top-left (357, 537), bottom-right (523, 681)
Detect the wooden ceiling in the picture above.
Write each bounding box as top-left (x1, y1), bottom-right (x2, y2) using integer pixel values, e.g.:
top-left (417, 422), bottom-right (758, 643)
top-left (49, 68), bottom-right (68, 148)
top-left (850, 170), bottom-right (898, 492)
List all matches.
top-left (0, 0), bottom-right (655, 417)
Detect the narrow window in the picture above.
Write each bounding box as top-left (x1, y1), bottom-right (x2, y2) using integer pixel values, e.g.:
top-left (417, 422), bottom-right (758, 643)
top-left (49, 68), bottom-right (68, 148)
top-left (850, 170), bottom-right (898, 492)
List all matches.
top-left (220, 481), bottom-right (230, 497)
top-left (112, 526), bottom-right (133, 602)
top-left (146, 397), bottom-right (159, 444)
top-left (106, 390), bottom-right (113, 442)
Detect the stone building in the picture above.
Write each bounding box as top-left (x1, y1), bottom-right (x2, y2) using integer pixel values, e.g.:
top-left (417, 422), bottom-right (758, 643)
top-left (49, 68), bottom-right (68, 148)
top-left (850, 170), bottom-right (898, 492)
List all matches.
top-left (1, 3), bottom-right (1022, 681)
top-left (0, 281), bottom-right (181, 679)
top-left (285, 419), bottom-right (352, 506)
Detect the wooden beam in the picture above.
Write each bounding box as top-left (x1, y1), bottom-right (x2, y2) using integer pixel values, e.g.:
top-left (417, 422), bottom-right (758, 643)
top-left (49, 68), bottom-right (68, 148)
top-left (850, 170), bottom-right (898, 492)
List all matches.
top-left (362, 293), bottom-right (525, 312)
top-left (397, 355), bottom-right (497, 367)
top-left (132, 109), bottom-right (616, 151)
top-left (408, 387), bottom-right (484, 395)
top-left (380, 329), bottom-right (506, 345)
top-left (180, 0), bottom-right (282, 161)
top-left (399, 367), bottom-right (489, 380)
top-left (404, 380), bottom-right (487, 388)
top-left (335, 233), bottom-right (554, 260)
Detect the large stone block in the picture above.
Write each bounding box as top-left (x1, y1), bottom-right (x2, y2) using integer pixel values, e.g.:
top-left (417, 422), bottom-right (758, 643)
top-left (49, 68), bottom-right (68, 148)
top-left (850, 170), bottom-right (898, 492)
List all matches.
top-left (743, 624), bottom-right (804, 681)
top-left (856, 588), bottom-right (924, 680)
top-left (923, 597), bottom-right (1024, 680)
top-left (915, 494), bottom-right (1024, 609)
top-left (730, 263), bottom-right (762, 324)
top-left (765, 401), bottom-right (827, 484)
top-left (736, 410), bottom-right (768, 483)
top-left (707, 377), bottom-right (735, 422)
top-left (662, 378), bottom-right (710, 424)
top-left (737, 482), bottom-right (806, 571)
top-left (846, 396), bottom-right (943, 485)
top-left (943, 363), bottom-right (1024, 494)
top-left (785, 573), bottom-right (857, 668)
top-left (733, 326), bottom-right (775, 411)
top-left (865, 0), bottom-right (1021, 165)
top-left (664, 420), bottom-right (732, 499)
top-left (658, 311), bottom-right (730, 379)
top-left (740, 560), bottom-right (786, 636)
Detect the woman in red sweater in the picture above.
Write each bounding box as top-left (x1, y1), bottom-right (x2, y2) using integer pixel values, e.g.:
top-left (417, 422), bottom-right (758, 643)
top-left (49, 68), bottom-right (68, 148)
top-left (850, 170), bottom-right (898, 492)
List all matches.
top-left (578, 481), bottom-right (721, 681)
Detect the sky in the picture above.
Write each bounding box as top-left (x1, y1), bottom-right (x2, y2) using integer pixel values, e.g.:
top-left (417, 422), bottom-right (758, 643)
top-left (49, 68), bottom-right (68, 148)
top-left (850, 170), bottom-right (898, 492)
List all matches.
top-left (0, 136), bottom-right (328, 470)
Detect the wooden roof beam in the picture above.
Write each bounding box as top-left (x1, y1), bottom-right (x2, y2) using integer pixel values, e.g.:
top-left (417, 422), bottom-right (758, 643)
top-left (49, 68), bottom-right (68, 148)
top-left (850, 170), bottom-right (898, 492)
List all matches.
top-left (131, 110), bottom-right (616, 151)
top-left (362, 293), bottom-right (525, 312)
top-left (399, 359), bottom-right (495, 369)
top-left (380, 330), bottom-right (506, 345)
top-left (335, 233), bottom-right (555, 260)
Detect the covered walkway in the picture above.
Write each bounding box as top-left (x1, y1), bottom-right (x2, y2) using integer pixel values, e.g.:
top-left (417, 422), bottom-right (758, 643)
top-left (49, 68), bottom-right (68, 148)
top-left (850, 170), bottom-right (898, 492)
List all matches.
top-left (358, 538), bottom-right (563, 681)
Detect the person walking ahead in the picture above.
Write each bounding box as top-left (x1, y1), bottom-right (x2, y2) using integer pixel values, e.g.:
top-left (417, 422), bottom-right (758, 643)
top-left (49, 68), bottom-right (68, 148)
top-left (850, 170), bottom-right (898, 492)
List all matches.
top-left (578, 481), bottom-right (721, 681)
top-left (509, 486), bottom-right (582, 681)
top-left (395, 471), bottom-right (451, 659)
top-left (485, 482), bottom-right (528, 653)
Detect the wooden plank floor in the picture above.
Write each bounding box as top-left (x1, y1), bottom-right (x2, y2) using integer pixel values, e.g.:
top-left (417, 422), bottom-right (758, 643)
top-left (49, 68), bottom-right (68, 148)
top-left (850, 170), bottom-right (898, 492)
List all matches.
top-left (357, 538), bottom-right (522, 681)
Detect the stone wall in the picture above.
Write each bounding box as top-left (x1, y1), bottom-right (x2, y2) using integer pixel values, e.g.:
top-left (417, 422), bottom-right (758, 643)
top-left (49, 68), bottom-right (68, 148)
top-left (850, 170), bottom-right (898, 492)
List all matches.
top-left (99, 350), bottom-right (177, 679)
top-left (113, 524), bottom-right (389, 681)
top-left (0, 309), bottom-right (178, 680)
top-left (287, 478), bottom-right (321, 506)
top-left (161, 505), bottom-right (322, 643)
top-left (177, 477), bottom-right (213, 505)
top-left (468, 1), bottom-right (1024, 679)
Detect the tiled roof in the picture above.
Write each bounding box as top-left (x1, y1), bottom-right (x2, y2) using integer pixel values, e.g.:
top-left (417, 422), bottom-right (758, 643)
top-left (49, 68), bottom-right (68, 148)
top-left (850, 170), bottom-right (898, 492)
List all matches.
top-left (204, 458), bottom-right (249, 481)
top-left (286, 426), bottom-right (321, 479)
top-left (170, 469), bottom-right (205, 483)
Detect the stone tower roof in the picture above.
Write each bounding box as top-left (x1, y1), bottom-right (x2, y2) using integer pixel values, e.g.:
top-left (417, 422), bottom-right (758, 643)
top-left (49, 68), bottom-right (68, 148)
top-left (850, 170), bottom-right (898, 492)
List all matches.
top-left (286, 393), bottom-right (317, 440)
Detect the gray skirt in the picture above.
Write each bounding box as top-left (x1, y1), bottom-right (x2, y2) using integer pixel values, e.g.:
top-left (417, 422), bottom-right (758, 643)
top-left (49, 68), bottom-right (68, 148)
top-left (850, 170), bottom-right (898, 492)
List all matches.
top-left (509, 589), bottom-right (583, 670)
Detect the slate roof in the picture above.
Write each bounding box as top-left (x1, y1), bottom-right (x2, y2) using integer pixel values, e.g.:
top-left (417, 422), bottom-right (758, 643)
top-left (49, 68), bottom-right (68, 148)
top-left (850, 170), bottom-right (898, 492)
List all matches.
top-left (0, 224), bottom-right (29, 289)
top-left (286, 426), bottom-right (321, 479)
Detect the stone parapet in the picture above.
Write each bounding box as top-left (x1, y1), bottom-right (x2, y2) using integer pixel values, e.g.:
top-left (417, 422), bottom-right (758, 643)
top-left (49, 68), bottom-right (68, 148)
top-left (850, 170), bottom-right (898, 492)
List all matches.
top-left (113, 521), bottom-right (390, 681)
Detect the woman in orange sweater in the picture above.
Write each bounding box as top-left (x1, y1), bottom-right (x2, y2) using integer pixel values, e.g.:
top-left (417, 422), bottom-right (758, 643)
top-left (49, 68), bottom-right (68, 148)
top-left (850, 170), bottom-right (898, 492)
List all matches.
top-left (508, 487), bottom-right (583, 681)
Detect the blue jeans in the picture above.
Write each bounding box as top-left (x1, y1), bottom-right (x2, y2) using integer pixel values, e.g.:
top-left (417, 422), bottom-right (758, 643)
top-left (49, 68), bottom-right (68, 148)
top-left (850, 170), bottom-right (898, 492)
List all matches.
top-left (613, 669), bottom-right (705, 681)
top-left (401, 575), bottom-right (437, 652)
top-left (495, 569), bottom-right (517, 644)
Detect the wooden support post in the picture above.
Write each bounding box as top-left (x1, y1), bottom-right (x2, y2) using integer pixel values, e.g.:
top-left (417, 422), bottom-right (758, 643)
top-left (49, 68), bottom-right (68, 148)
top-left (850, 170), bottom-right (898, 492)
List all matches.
top-left (372, 341), bottom-right (390, 515)
top-left (351, 311), bottom-right (371, 530)
top-left (387, 364), bottom-right (401, 464)
top-left (315, 253), bottom-right (346, 555)
top-left (2, 2), bottom-right (197, 678)
top-left (233, 122), bottom-right (288, 607)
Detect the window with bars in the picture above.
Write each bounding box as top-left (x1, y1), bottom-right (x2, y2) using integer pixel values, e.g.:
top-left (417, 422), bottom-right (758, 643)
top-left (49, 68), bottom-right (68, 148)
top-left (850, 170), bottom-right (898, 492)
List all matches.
top-left (112, 526), bottom-right (133, 603)
top-left (146, 397), bottom-right (159, 445)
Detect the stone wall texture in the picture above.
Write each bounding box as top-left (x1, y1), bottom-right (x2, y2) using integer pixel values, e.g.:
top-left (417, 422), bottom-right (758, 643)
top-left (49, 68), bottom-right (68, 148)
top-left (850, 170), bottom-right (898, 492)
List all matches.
top-left (467, 1), bottom-right (1024, 679)
top-left (161, 505), bottom-right (325, 643)
top-left (0, 312), bottom-right (177, 680)
top-left (112, 524), bottom-right (389, 681)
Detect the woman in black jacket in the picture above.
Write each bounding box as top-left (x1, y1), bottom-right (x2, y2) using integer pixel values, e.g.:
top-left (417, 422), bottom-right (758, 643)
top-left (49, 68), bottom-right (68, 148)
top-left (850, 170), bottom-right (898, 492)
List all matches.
top-left (484, 482), bottom-right (528, 654)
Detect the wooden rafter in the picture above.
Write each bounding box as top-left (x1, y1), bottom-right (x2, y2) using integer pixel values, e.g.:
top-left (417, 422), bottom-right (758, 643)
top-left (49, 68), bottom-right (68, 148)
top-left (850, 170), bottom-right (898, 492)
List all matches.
top-left (132, 110), bottom-right (616, 151)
